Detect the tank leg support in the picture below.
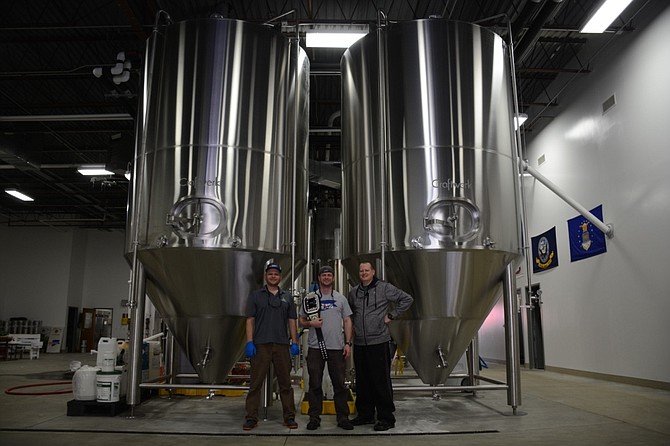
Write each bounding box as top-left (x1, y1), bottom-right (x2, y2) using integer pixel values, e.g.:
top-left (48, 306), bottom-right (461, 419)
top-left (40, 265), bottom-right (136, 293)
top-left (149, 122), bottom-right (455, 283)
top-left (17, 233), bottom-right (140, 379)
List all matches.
top-left (503, 262), bottom-right (522, 412)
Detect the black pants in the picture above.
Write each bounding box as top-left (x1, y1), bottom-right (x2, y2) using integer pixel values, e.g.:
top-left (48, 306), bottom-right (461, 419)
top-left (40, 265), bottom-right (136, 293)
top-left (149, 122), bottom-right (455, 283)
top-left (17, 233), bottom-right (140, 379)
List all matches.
top-left (305, 347), bottom-right (350, 422)
top-left (353, 342), bottom-right (395, 423)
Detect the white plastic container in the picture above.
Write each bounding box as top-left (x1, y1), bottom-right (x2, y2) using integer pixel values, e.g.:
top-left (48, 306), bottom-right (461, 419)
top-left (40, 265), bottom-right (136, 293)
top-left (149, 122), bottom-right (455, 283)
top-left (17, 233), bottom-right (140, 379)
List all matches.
top-left (72, 365), bottom-right (99, 401)
top-left (96, 370), bottom-right (122, 403)
top-left (96, 337), bottom-right (117, 372)
top-left (115, 365), bottom-right (128, 398)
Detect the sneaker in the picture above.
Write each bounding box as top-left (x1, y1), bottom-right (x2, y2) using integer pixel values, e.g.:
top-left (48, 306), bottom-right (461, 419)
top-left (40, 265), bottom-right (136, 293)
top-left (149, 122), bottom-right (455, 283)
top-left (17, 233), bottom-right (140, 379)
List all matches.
top-left (350, 416), bottom-right (375, 426)
top-left (306, 418), bottom-right (320, 430)
top-left (373, 421), bottom-right (395, 431)
top-left (242, 419), bottom-right (257, 430)
top-left (337, 419), bottom-right (354, 430)
top-left (285, 418), bottom-right (298, 429)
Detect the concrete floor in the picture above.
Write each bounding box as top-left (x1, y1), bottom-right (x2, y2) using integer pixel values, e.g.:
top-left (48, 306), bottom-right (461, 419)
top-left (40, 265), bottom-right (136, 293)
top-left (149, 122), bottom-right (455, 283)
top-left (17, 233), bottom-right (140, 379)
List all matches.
top-left (1, 352), bottom-right (669, 445)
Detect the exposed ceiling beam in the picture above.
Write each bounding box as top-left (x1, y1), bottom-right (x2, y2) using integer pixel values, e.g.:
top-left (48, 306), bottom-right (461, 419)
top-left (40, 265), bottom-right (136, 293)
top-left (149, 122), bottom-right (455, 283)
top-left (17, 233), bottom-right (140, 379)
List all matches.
top-left (0, 114), bottom-right (134, 122)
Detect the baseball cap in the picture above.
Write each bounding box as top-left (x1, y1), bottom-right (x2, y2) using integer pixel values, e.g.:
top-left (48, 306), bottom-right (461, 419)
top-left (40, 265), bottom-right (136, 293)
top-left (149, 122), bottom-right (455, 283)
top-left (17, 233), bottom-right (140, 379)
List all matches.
top-left (318, 265), bottom-right (334, 275)
top-left (265, 262), bottom-right (282, 273)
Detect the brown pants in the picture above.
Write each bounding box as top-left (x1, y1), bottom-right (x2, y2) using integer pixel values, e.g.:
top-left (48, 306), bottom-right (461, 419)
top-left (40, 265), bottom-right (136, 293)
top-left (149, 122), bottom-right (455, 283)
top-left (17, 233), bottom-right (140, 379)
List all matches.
top-left (245, 343), bottom-right (295, 422)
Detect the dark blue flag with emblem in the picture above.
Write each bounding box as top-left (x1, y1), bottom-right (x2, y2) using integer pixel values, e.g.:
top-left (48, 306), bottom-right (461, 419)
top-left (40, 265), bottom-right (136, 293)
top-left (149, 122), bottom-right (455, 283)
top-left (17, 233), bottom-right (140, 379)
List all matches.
top-left (531, 227), bottom-right (559, 273)
top-left (567, 204), bottom-right (607, 262)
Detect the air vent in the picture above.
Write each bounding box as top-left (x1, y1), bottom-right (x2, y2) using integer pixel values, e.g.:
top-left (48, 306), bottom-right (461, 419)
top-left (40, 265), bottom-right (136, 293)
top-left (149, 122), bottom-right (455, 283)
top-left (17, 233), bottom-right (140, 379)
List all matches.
top-left (538, 154), bottom-right (546, 166)
top-left (602, 94), bottom-right (616, 114)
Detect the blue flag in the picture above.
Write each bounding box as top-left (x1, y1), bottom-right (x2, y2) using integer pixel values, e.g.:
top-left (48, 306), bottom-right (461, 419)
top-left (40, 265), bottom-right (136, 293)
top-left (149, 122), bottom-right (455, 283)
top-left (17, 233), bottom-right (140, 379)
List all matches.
top-left (567, 204), bottom-right (607, 262)
top-left (531, 227), bottom-right (559, 273)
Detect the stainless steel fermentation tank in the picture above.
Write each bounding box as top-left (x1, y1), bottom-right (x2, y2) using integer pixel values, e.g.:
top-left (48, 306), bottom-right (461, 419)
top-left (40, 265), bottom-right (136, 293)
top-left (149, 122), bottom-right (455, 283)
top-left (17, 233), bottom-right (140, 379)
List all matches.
top-left (341, 19), bottom-right (523, 385)
top-left (126, 18), bottom-right (309, 384)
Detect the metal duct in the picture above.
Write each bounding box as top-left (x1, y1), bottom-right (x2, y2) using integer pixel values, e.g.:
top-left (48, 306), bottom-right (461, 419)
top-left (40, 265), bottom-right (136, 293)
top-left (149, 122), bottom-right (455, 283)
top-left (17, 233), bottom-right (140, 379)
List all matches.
top-left (515, 0), bottom-right (565, 64)
top-left (511, 0), bottom-right (543, 44)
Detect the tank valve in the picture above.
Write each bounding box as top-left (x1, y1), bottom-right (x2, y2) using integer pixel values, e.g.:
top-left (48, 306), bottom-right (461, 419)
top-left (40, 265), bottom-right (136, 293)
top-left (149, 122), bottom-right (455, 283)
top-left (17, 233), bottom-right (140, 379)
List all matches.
top-left (411, 236), bottom-right (424, 249)
top-left (436, 347), bottom-right (448, 369)
top-left (198, 346), bottom-right (211, 367)
top-left (483, 237), bottom-right (496, 249)
top-left (157, 235), bottom-right (168, 247)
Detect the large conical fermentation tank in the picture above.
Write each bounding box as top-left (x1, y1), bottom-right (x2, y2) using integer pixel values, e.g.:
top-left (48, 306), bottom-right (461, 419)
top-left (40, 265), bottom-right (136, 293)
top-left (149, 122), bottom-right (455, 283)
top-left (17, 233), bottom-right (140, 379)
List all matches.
top-left (126, 17), bottom-right (309, 383)
top-left (341, 19), bottom-right (523, 385)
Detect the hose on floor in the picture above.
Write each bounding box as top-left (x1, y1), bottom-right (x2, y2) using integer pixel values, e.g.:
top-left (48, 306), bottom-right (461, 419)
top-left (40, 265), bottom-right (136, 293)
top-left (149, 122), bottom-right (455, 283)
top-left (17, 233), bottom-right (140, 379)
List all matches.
top-left (5, 381), bottom-right (72, 395)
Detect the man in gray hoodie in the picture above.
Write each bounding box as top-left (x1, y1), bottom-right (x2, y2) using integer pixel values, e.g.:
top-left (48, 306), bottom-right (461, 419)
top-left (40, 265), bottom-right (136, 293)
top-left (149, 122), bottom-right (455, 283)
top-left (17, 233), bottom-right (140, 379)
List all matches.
top-left (347, 260), bottom-right (413, 431)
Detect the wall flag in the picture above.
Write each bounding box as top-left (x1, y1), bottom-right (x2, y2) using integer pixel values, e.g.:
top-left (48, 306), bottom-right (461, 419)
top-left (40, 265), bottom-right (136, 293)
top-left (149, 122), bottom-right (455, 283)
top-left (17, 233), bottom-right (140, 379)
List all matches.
top-left (567, 204), bottom-right (607, 262)
top-left (531, 226), bottom-right (559, 273)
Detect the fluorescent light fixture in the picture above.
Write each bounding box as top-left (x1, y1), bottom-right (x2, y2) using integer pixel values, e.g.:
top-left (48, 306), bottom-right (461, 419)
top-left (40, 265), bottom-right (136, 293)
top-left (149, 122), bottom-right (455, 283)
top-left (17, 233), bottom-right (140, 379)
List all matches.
top-left (306, 32), bottom-right (367, 48)
top-left (580, 0), bottom-right (634, 33)
top-left (78, 165), bottom-right (114, 176)
top-left (305, 24), bottom-right (369, 48)
top-left (5, 188), bottom-right (34, 202)
top-left (515, 113), bottom-right (528, 130)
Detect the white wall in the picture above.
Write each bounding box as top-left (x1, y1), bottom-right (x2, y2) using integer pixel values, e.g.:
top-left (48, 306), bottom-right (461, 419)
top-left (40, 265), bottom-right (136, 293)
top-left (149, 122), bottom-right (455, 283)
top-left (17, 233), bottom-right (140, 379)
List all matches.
top-left (478, 297), bottom-right (506, 362)
top-left (81, 230), bottom-right (130, 338)
top-left (0, 227), bottom-right (75, 328)
top-left (520, 6), bottom-right (670, 384)
top-left (0, 227), bottom-right (130, 348)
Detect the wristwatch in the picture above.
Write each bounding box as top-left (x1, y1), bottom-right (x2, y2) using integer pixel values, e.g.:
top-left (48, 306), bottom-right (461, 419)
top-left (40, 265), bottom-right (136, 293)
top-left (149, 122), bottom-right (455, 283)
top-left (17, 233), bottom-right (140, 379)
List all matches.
top-left (345, 341), bottom-right (352, 347)
top-left (387, 313), bottom-right (395, 320)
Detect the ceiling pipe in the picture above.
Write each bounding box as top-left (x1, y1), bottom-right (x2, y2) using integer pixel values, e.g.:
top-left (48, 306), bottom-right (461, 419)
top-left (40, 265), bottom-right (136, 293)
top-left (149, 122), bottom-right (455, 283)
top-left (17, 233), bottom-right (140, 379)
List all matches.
top-left (511, 0), bottom-right (543, 44)
top-left (515, 0), bottom-right (565, 65)
top-left (0, 113), bottom-right (133, 122)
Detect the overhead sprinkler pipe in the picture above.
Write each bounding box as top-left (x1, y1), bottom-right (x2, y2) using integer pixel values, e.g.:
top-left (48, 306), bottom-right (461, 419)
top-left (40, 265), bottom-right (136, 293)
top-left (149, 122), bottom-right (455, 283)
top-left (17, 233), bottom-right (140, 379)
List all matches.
top-left (522, 161), bottom-right (614, 238)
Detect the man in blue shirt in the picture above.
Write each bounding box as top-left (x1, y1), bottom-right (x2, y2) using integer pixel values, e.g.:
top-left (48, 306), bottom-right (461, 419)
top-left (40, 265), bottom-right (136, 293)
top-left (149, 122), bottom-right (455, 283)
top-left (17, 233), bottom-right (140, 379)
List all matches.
top-left (243, 261), bottom-right (300, 430)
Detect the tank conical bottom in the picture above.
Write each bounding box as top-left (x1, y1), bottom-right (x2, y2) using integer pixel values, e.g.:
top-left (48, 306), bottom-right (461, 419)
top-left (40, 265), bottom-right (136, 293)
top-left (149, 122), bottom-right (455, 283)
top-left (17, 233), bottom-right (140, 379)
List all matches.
top-left (139, 247), bottom-right (301, 383)
top-left (381, 249), bottom-right (519, 385)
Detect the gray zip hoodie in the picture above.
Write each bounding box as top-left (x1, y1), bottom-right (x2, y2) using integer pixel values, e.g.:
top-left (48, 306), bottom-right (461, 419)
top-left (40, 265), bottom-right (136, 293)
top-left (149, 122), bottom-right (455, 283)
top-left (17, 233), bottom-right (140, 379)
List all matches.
top-left (347, 277), bottom-right (414, 346)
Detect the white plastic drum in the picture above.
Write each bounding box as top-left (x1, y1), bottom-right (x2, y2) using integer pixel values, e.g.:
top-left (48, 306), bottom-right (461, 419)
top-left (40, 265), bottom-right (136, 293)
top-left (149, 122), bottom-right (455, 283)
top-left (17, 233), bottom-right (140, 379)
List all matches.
top-left (96, 370), bottom-right (122, 403)
top-left (72, 365), bottom-right (99, 401)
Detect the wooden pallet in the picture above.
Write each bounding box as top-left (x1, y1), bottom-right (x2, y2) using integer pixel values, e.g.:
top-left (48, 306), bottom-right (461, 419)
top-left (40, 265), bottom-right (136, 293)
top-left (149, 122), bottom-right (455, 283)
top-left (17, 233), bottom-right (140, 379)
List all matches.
top-left (67, 398), bottom-right (127, 417)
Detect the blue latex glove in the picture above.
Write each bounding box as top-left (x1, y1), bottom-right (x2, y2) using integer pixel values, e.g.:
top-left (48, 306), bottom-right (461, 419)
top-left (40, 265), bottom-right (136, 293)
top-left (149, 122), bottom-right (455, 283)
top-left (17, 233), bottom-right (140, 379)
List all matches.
top-left (290, 342), bottom-right (300, 356)
top-left (245, 341), bottom-right (256, 358)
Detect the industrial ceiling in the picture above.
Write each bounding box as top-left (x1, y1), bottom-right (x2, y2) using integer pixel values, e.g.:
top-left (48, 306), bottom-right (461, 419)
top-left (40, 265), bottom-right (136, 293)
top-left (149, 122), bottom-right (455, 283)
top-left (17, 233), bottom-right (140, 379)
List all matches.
top-left (0, 0), bottom-right (657, 229)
